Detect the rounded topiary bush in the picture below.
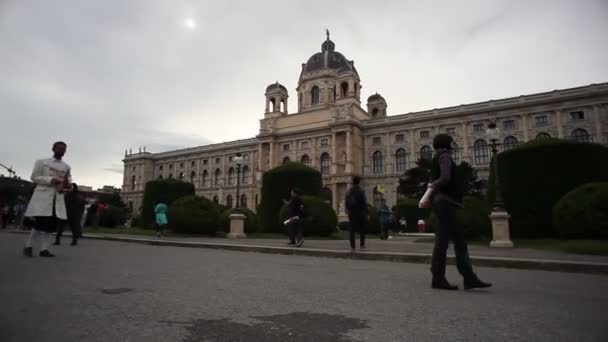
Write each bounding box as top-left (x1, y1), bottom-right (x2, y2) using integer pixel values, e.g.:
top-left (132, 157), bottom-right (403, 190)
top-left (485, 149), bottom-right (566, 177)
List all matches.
top-left (99, 205), bottom-right (127, 228)
top-left (429, 196), bottom-right (491, 238)
top-left (142, 179), bottom-right (195, 228)
top-left (279, 196), bottom-right (337, 237)
top-left (393, 198), bottom-right (431, 232)
top-left (168, 195), bottom-right (220, 235)
top-left (553, 182), bottom-right (608, 239)
top-left (366, 205), bottom-right (381, 235)
top-left (338, 221), bottom-right (350, 232)
top-left (219, 208), bottom-right (258, 234)
top-left (259, 162), bottom-right (322, 233)
top-left (488, 139), bottom-right (608, 238)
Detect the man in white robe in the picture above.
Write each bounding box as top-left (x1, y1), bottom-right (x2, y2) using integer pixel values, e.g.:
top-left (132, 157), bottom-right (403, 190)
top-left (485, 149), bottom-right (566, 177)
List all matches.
top-left (23, 141), bottom-right (72, 257)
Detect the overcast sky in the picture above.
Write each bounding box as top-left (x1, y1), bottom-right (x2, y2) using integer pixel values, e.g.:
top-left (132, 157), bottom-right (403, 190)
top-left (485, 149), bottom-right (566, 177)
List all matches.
top-left (1, 0), bottom-right (607, 188)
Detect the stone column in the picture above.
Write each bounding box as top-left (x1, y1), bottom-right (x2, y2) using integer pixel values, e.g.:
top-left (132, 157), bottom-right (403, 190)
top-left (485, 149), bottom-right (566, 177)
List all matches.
top-left (384, 132), bottom-right (391, 174)
top-left (265, 99), bottom-right (269, 113)
top-left (331, 132), bottom-right (337, 174)
top-left (521, 114), bottom-right (529, 141)
top-left (346, 130), bottom-right (352, 173)
top-left (489, 211), bottom-right (514, 248)
top-left (312, 137), bottom-right (318, 168)
top-left (409, 130), bottom-right (416, 165)
top-left (593, 105), bottom-right (604, 143)
top-left (269, 142), bottom-right (274, 168)
top-left (461, 122), bottom-right (469, 162)
top-left (332, 183), bottom-right (338, 213)
top-left (555, 109), bottom-right (564, 138)
top-left (227, 213), bottom-right (247, 238)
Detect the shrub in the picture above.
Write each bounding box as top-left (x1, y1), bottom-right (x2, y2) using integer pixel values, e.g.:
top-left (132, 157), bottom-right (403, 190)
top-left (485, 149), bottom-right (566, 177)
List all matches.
top-left (429, 196), bottom-right (491, 239)
top-left (279, 195), bottom-right (337, 237)
top-left (393, 198), bottom-right (431, 232)
top-left (99, 205), bottom-right (128, 228)
top-left (366, 205), bottom-right (381, 235)
top-left (258, 162), bottom-right (322, 233)
top-left (553, 182), bottom-right (608, 239)
top-left (142, 179), bottom-right (195, 228)
top-left (338, 221), bottom-right (350, 232)
top-left (168, 195), bottom-right (220, 235)
top-left (130, 214), bottom-right (142, 228)
top-left (219, 208), bottom-right (258, 234)
top-left (488, 139), bottom-right (608, 238)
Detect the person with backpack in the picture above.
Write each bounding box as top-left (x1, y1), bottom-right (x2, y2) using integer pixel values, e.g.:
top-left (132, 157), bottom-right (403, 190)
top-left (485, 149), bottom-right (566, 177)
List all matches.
top-left (378, 199), bottom-right (393, 240)
top-left (420, 134), bottom-right (491, 291)
top-left (285, 188), bottom-right (305, 247)
top-left (345, 176), bottom-right (368, 252)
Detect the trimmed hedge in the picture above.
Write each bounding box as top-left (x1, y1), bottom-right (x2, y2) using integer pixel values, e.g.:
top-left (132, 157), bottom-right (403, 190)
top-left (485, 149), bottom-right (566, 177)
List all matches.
top-left (219, 208), bottom-right (258, 234)
top-left (142, 179), bottom-right (195, 228)
top-left (279, 196), bottom-right (337, 237)
top-left (429, 196), bottom-right (491, 239)
top-left (258, 162), bottom-right (322, 233)
top-left (366, 205), bottom-right (381, 235)
top-left (393, 198), bottom-right (431, 232)
top-left (168, 195), bottom-right (220, 235)
top-left (488, 139), bottom-right (608, 238)
top-left (553, 183), bottom-right (608, 239)
top-left (99, 205), bottom-right (127, 228)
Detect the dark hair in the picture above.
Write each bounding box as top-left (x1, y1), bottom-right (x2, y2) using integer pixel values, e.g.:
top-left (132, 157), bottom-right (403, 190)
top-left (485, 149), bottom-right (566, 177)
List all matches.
top-left (53, 141), bottom-right (67, 149)
top-left (352, 176), bottom-right (361, 185)
top-left (71, 183), bottom-right (79, 192)
top-left (433, 134), bottom-right (453, 150)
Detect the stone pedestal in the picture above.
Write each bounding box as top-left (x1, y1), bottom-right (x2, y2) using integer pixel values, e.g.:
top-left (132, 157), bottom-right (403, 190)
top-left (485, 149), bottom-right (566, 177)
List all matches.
top-left (227, 213), bottom-right (247, 239)
top-left (489, 211), bottom-right (514, 248)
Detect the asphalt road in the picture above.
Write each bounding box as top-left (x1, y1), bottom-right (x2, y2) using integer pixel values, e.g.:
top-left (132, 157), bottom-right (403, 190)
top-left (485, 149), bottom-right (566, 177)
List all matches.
top-left (1, 233), bottom-right (607, 342)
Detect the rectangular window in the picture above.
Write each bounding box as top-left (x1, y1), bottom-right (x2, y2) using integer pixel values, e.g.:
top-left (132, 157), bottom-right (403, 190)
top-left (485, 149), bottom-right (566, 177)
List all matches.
top-left (301, 141), bottom-right (309, 150)
top-left (229, 156), bottom-right (234, 162)
top-left (215, 158), bottom-right (221, 164)
top-left (159, 165), bottom-right (163, 171)
top-left (283, 144), bottom-right (290, 151)
top-left (191, 161), bottom-right (196, 167)
top-left (503, 120), bottom-right (515, 130)
top-left (473, 124), bottom-right (484, 133)
top-left (169, 164), bottom-right (174, 170)
top-left (446, 128), bottom-right (456, 136)
top-left (419, 130), bottom-right (430, 139)
top-left (372, 137), bottom-right (382, 145)
top-left (535, 115), bottom-right (548, 126)
top-left (179, 163), bottom-right (184, 168)
top-left (395, 134), bottom-right (405, 143)
top-left (320, 138), bottom-right (329, 146)
top-left (203, 159), bottom-right (208, 165)
top-left (569, 111), bottom-right (585, 121)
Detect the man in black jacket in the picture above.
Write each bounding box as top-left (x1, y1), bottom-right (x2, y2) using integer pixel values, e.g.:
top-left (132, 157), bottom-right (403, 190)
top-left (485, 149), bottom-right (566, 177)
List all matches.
top-left (286, 188), bottom-right (304, 247)
top-left (345, 176), bottom-right (368, 252)
top-left (424, 134), bottom-right (491, 290)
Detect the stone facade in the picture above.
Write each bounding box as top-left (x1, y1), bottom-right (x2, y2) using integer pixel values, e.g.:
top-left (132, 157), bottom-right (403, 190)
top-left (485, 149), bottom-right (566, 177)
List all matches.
top-left (122, 34), bottom-right (608, 222)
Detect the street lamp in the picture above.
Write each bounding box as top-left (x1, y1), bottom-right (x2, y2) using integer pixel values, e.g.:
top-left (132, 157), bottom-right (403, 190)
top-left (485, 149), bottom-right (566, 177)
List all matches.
top-left (233, 153), bottom-right (244, 209)
top-left (485, 122), bottom-right (504, 210)
top-left (485, 122), bottom-right (513, 248)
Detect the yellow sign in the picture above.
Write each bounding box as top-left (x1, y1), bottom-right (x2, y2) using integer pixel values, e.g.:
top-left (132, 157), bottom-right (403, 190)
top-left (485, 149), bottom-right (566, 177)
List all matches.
top-left (377, 185), bottom-right (386, 194)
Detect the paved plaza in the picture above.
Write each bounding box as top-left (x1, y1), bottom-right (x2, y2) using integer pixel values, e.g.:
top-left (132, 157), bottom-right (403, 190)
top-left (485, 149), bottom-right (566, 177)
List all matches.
top-left (1, 232), bottom-right (607, 342)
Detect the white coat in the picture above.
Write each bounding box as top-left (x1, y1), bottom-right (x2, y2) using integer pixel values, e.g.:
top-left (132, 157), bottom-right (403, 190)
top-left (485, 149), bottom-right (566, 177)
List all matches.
top-left (25, 158), bottom-right (72, 220)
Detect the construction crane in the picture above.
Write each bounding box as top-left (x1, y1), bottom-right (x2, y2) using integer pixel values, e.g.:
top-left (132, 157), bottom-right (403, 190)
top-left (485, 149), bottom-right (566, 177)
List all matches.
top-left (0, 162), bottom-right (17, 178)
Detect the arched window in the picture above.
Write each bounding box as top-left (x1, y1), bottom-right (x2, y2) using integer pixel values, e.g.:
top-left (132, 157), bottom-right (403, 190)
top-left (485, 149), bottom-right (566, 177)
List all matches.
top-left (168, 173), bottom-right (173, 179)
top-left (420, 145), bottom-right (433, 160)
top-left (397, 186), bottom-right (405, 200)
top-left (301, 154), bottom-right (310, 166)
top-left (503, 136), bottom-right (519, 151)
top-left (571, 128), bottom-right (590, 143)
top-left (473, 140), bottom-right (489, 165)
top-left (452, 143), bottom-right (461, 164)
top-left (395, 148), bottom-right (407, 172)
top-left (202, 170), bottom-right (208, 187)
top-left (320, 153), bottom-right (331, 175)
top-left (372, 151), bottom-right (384, 174)
top-left (283, 157), bottom-right (291, 164)
top-left (536, 132), bottom-right (551, 140)
top-left (190, 171), bottom-right (196, 184)
top-left (213, 195), bottom-right (219, 204)
top-left (280, 99), bottom-right (286, 113)
top-left (131, 175), bottom-right (136, 190)
top-left (228, 167), bottom-right (235, 185)
top-left (269, 98), bottom-right (276, 112)
top-left (340, 82), bottom-right (348, 98)
top-left (372, 108), bottom-right (379, 117)
top-left (373, 187), bottom-right (383, 208)
top-left (214, 169), bottom-right (221, 186)
top-left (240, 194), bottom-right (248, 209)
top-left (242, 166), bottom-right (250, 185)
top-left (158, 175), bottom-right (163, 180)
top-left (226, 195), bottom-right (233, 208)
top-left (311, 86), bottom-right (320, 105)
top-left (179, 172), bottom-right (184, 180)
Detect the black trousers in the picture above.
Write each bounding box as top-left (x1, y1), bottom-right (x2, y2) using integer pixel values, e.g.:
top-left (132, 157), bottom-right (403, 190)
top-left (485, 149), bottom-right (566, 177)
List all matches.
top-left (348, 214), bottom-right (366, 249)
top-left (57, 219), bottom-right (82, 242)
top-left (287, 220), bottom-right (303, 243)
top-left (430, 194), bottom-right (476, 281)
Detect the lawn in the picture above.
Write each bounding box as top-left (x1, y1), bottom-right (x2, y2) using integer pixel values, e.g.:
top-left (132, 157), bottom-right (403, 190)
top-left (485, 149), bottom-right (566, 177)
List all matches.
top-left (512, 239), bottom-right (608, 256)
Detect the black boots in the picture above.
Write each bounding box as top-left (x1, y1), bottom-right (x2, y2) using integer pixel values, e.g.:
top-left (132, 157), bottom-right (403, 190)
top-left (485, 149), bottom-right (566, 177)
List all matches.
top-left (464, 278), bottom-right (492, 290)
top-left (432, 278), bottom-right (459, 290)
top-left (39, 250), bottom-right (55, 257)
top-left (71, 239), bottom-right (78, 246)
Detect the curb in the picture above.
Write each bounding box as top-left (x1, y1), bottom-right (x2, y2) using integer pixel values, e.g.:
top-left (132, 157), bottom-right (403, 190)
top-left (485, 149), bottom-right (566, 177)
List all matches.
top-left (8, 231), bottom-right (608, 275)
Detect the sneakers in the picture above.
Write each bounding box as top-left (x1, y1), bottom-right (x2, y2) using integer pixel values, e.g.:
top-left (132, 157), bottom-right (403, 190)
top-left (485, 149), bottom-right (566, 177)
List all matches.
top-left (23, 247), bottom-right (33, 257)
top-left (296, 239), bottom-right (304, 247)
top-left (70, 239), bottom-right (78, 246)
top-left (431, 278), bottom-right (459, 290)
top-left (39, 250), bottom-right (55, 257)
top-left (464, 278), bottom-right (492, 290)
top-left (286, 241), bottom-right (296, 246)
top-left (360, 246), bottom-right (369, 251)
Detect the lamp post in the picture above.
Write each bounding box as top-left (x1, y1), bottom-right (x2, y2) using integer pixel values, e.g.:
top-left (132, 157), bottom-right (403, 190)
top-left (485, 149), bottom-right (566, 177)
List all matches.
top-left (485, 122), bottom-right (513, 247)
top-left (234, 153), bottom-right (244, 209)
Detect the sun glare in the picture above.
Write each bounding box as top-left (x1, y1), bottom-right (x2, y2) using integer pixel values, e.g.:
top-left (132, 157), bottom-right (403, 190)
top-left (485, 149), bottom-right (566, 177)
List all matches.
top-left (184, 18), bottom-right (196, 30)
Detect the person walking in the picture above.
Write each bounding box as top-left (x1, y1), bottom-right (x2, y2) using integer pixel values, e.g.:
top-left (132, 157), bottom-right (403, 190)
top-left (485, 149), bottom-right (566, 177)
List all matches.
top-left (23, 141), bottom-right (72, 257)
top-left (154, 200), bottom-right (168, 238)
top-left (285, 188), bottom-right (305, 247)
top-left (55, 183), bottom-right (86, 246)
top-left (378, 199), bottom-right (393, 240)
top-left (345, 176), bottom-right (368, 252)
top-left (420, 134), bottom-right (491, 290)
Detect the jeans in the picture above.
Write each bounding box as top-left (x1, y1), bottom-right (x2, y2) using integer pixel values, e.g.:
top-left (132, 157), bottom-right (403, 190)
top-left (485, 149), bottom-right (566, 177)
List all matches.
top-left (430, 194), bottom-right (476, 281)
top-left (287, 220), bottom-right (303, 243)
top-left (348, 213), bottom-right (367, 249)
